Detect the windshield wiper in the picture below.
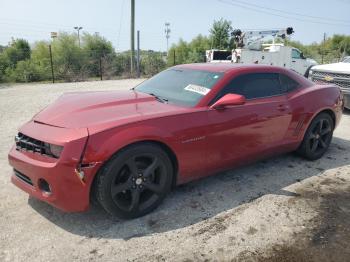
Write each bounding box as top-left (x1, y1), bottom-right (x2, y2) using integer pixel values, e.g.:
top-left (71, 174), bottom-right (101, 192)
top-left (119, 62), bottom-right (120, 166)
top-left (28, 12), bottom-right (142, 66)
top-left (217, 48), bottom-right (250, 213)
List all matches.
top-left (149, 93), bottom-right (168, 103)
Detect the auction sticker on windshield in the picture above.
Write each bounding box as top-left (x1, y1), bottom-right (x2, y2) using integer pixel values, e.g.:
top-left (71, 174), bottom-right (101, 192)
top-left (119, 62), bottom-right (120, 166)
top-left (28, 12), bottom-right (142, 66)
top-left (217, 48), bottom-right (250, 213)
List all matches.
top-left (184, 84), bottom-right (210, 95)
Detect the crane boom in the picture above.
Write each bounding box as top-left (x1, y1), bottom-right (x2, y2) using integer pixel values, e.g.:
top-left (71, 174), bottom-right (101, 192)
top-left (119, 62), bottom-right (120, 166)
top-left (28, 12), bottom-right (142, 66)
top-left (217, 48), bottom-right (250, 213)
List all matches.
top-left (232, 27), bottom-right (294, 50)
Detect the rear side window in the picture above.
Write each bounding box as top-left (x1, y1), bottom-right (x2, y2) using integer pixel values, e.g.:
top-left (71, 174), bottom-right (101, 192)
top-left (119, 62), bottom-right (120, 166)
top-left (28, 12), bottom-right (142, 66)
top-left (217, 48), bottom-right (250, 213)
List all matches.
top-left (216, 73), bottom-right (282, 101)
top-left (279, 74), bottom-right (299, 93)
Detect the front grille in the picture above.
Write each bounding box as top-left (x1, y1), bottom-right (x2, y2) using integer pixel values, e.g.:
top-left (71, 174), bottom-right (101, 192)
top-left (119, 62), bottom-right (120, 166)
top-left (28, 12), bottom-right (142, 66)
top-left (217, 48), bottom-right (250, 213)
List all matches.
top-left (14, 169), bottom-right (33, 186)
top-left (15, 133), bottom-right (57, 158)
top-left (312, 70), bottom-right (350, 89)
top-left (312, 71), bottom-right (350, 79)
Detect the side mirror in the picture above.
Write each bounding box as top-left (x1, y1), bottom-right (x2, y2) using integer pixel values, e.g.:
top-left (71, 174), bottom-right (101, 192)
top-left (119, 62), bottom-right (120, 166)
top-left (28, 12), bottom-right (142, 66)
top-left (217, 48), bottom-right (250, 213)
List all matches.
top-left (301, 52), bottom-right (306, 59)
top-left (210, 94), bottom-right (246, 109)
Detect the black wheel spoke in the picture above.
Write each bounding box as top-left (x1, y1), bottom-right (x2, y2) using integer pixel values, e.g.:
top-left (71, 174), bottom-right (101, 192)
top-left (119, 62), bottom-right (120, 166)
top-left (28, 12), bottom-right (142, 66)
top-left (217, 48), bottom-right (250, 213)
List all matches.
top-left (318, 120), bottom-right (324, 133)
top-left (126, 157), bottom-right (138, 176)
top-left (321, 126), bottom-right (331, 136)
top-left (111, 180), bottom-right (131, 197)
top-left (129, 190), bottom-right (140, 211)
top-left (319, 137), bottom-right (327, 148)
top-left (311, 139), bottom-right (319, 152)
top-left (144, 181), bottom-right (163, 194)
top-left (309, 133), bottom-right (316, 139)
top-left (143, 157), bottom-right (159, 177)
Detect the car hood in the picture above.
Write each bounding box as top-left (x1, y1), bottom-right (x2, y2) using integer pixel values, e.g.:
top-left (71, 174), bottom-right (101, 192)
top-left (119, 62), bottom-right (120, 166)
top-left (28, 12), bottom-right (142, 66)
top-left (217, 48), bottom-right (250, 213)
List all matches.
top-left (33, 90), bottom-right (187, 130)
top-left (312, 62), bottom-right (350, 74)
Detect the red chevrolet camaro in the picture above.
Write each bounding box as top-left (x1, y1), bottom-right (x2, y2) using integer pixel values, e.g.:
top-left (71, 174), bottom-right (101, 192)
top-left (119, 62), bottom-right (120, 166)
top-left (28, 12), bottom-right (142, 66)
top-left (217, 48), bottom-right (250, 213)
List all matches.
top-left (8, 64), bottom-right (343, 218)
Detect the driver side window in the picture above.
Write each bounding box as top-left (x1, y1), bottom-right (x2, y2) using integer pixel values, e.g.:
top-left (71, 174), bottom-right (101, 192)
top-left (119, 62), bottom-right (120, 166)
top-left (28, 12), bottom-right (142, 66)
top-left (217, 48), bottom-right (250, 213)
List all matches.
top-left (292, 49), bottom-right (302, 59)
top-left (213, 73), bottom-right (282, 103)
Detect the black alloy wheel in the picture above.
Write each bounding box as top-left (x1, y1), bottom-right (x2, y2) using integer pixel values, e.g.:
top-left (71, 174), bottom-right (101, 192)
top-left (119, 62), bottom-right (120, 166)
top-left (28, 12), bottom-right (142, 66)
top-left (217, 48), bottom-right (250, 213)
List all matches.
top-left (96, 143), bottom-right (173, 219)
top-left (297, 113), bottom-right (334, 160)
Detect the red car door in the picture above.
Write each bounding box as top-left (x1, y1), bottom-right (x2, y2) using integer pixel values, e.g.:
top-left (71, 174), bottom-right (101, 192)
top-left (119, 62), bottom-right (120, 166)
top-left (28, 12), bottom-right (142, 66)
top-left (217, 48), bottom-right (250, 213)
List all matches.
top-left (204, 72), bottom-right (293, 172)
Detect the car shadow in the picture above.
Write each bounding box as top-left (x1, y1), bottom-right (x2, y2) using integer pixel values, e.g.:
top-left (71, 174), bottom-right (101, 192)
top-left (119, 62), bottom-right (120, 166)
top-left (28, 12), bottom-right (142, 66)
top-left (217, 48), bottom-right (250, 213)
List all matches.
top-left (28, 136), bottom-right (350, 240)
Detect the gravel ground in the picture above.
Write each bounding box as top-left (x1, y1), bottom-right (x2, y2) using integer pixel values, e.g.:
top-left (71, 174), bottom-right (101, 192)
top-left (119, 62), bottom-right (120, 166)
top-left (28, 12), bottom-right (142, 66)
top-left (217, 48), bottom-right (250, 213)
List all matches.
top-left (0, 80), bottom-right (349, 262)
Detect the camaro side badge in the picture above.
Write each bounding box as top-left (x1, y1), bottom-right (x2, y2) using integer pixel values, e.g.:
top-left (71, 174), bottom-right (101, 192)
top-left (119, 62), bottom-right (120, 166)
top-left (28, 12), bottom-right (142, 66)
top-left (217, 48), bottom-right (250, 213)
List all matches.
top-left (181, 136), bottom-right (206, 144)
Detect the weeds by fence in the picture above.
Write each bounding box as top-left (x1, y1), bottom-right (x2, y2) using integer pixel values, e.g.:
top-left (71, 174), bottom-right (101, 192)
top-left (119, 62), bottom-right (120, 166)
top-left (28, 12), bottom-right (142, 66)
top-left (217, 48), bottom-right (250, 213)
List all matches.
top-left (0, 34), bottom-right (168, 84)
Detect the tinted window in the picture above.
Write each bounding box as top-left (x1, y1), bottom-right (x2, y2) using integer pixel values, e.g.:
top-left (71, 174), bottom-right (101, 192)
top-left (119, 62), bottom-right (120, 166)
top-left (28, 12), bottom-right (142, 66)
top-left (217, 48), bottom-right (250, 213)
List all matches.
top-left (213, 51), bottom-right (232, 61)
top-left (279, 74), bottom-right (299, 93)
top-left (215, 73), bottom-right (282, 101)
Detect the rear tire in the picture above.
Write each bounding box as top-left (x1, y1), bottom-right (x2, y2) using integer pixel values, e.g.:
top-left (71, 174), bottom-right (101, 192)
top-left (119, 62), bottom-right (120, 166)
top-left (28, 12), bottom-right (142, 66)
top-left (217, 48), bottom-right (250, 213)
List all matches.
top-left (96, 143), bottom-right (173, 219)
top-left (297, 113), bottom-right (334, 160)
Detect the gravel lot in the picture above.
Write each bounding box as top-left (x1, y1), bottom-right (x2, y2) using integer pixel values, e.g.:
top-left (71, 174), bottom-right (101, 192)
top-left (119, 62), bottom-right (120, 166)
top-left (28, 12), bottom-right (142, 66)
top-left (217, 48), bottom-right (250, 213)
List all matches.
top-left (0, 80), bottom-right (349, 262)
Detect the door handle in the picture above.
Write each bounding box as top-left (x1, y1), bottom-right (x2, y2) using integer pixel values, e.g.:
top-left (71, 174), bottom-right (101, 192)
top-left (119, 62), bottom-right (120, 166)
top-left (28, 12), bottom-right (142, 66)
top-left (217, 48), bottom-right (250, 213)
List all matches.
top-left (292, 60), bottom-right (296, 63)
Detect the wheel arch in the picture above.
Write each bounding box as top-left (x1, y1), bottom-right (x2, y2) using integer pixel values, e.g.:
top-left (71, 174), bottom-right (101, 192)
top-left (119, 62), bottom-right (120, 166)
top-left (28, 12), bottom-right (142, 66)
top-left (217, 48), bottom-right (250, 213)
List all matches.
top-left (318, 108), bottom-right (336, 127)
top-left (300, 107), bottom-right (336, 143)
top-left (90, 139), bottom-right (179, 202)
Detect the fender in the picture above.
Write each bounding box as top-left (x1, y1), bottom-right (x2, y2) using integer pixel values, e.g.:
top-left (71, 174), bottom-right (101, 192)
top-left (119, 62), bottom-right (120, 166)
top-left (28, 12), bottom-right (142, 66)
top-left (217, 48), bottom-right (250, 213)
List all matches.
top-left (83, 123), bottom-right (178, 165)
top-left (297, 85), bottom-right (341, 141)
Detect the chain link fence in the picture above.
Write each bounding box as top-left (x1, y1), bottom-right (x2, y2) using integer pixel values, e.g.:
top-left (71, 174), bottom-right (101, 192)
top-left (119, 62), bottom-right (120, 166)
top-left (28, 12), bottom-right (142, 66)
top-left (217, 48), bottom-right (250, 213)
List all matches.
top-left (0, 44), bottom-right (167, 84)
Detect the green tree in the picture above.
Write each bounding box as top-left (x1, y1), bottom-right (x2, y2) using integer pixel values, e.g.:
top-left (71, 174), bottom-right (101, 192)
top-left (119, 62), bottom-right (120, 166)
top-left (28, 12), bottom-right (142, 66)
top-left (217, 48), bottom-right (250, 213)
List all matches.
top-left (167, 35), bottom-right (211, 66)
top-left (5, 59), bottom-right (41, 82)
top-left (0, 39), bottom-right (31, 82)
top-left (209, 18), bottom-right (233, 50)
top-left (2, 39), bottom-right (31, 69)
top-left (30, 41), bottom-right (53, 80)
top-left (51, 32), bottom-right (86, 81)
top-left (82, 33), bottom-right (115, 77)
top-left (186, 35), bottom-right (211, 63)
top-left (113, 52), bottom-right (131, 76)
top-left (141, 51), bottom-right (166, 76)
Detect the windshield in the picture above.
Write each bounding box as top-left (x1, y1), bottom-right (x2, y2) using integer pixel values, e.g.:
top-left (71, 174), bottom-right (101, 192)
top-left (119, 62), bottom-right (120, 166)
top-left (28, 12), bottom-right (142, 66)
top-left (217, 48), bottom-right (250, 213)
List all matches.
top-left (342, 57), bottom-right (350, 63)
top-left (135, 68), bottom-right (223, 107)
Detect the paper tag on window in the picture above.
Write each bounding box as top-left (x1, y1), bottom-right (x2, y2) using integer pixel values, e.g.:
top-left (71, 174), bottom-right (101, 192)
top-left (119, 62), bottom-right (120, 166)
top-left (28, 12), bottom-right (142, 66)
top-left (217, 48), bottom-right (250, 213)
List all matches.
top-left (184, 84), bottom-right (210, 95)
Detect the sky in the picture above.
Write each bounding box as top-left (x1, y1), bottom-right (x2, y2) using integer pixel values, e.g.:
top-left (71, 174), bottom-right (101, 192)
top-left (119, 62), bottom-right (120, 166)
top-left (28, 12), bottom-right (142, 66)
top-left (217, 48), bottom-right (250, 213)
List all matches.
top-left (0, 0), bottom-right (350, 51)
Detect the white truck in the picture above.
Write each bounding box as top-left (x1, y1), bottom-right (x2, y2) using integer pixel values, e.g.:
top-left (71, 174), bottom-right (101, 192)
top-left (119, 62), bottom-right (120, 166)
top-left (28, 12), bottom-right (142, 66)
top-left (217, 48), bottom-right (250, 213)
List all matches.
top-left (233, 44), bottom-right (317, 77)
top-left (309, 56), bottom-right (350, 109)
top-left (206, 27), bottom-right (317, 77)
top-left (206, 50), bottom-right (232, 63)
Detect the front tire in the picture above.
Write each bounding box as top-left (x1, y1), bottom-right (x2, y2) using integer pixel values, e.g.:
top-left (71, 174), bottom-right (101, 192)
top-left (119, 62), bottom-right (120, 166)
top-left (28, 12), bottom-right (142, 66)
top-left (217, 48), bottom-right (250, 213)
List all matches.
top-left (297, 113), bottom-right (334, 160)
top-left (96, 143), bottom-right (173, 219)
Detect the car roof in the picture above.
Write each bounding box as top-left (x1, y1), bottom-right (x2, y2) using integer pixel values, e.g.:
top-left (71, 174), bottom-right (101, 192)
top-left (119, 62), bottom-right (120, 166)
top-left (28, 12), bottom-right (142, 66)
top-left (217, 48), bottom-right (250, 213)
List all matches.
top-left (174, 63), bottom-right (284, 73)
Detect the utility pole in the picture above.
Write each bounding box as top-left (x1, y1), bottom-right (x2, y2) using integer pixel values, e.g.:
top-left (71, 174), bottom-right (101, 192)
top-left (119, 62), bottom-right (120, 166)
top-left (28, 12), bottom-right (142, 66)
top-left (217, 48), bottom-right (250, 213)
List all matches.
top-left (165, 22), bottom-right (171, 55)
top-left (322, 33), bottom-right (326, 64)
top-left (99, 56), bottom-right (103, 81)
top-left (136, 30), bottom-right (141, 78)
top-left (130, 0), bottom-right (135, 75)
top-left (49, 45), bottom-right (55, 83)
top-left (74, 26), bottom-right (83, 47)
top-left (49, 32), bottom-right (57, 84)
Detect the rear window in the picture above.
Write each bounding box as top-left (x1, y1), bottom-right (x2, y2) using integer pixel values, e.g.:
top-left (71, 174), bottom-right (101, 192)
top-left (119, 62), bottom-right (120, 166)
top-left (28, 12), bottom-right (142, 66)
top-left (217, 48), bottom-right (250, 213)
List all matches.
top-left (279, 74), bottom-right (300, 93)
top-left (213, 51), bottom-right (232, 61)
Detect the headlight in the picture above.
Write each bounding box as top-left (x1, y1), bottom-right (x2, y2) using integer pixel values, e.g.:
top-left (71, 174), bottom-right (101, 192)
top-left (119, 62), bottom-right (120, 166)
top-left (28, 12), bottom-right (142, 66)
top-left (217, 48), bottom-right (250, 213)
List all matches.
top-left (308, 69), bottom-right (313, 80)
top-left (44, 143), bottom-right (64, 158)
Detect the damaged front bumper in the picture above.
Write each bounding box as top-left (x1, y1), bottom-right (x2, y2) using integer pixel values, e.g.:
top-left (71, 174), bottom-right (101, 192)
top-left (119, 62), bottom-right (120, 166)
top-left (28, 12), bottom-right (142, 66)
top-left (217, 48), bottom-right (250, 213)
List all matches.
top-left (8, 121), bottom-right (102, 212)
